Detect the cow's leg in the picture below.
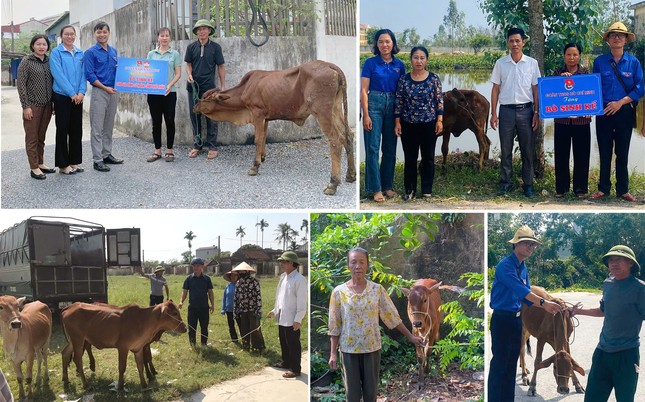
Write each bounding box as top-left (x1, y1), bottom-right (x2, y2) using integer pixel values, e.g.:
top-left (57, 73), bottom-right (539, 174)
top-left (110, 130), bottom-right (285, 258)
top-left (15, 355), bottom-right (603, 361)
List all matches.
top-left (133, 350), bottom-right (148, 390)
top-left (117, 349), bottom-right (128, 391)
top-left (260, 121), bottom-right (268, 162)
top-left (519, 329), bottom-right (530, 385)
top-left (13, 360), bottom-right (25, 400)
top-left (248, 119), bottom-right (267, 176)
top-left (71, 342), bottom-right (88, 388)
top-left (24, 352), bottom-right (34, 398)
top-left (143, 343), bottom-right (157, 380)
top-left (441, 133), bottom-right (449, 173)
top-left (61, 343), bottom-right (72, 384)
top-left (324, 135), bottom-right (343, 195)
top-left (85, 342), bottom-right (96, 372)
top-left (528, 340), bottom-right (546, 396)
top-left (344, 126), bottom-right (356, 183)
top-left (571, 370), bottom-right (585, 393)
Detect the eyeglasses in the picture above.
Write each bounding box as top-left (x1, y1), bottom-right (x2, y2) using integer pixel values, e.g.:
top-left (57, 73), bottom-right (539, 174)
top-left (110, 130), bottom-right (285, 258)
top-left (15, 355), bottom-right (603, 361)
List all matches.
top-left (521, 242), bottom-right (538, 249)
top-left (608, 33), bottom-right (626, 39)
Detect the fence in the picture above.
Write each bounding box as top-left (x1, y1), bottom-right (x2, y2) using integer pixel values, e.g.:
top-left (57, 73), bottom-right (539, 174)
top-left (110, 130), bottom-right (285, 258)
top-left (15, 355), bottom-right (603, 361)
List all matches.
top-left (154, 0), bottom-right (354, 39)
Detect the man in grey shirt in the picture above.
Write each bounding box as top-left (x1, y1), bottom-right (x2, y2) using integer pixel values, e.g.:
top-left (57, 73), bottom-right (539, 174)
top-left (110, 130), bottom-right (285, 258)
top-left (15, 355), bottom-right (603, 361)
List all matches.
top-left (571, 245), bottom-right (645, 402)
top-left (141, 266), bottom-right (169, 306)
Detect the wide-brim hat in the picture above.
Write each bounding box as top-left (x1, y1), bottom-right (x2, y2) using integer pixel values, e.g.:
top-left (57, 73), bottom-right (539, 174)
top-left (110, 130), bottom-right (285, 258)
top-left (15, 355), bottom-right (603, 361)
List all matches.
top-left (508, 225), bottom-right (541, 245)
top-left (277, 251), bottom-right (299, 265)
top-left (154, 266), bottom-right (165, 273)
top-left (193, 19), bottom-right (215, 36)
top-left (602, 245), bottom-right (640, 272)
top-left (223, 271), bottom-right (237, 282)
top-left (232, 261), bottom-right (256, 273)
top-left (603, 22), bottom-right (635, 43)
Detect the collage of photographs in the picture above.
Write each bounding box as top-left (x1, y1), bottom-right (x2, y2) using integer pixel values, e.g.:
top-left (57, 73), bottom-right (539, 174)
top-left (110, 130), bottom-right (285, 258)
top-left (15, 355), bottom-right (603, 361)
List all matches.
top-left (0, 0), bottom-right (643, 401)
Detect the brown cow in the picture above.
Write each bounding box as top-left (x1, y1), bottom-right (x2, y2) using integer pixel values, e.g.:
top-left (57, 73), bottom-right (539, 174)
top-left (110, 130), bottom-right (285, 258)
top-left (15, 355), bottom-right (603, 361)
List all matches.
top-left (194, 60), bottom-right (356, 195)
top-left (441, 88), bottom-right (491, 170)
top-left (401, 279), bottom-right (463, 386)
top-left (61, 301), bottom-right (186, 391)
top-left (519, 286), bottom-right (585, 395)
top-left (0, 296), bottom-right (52, 400)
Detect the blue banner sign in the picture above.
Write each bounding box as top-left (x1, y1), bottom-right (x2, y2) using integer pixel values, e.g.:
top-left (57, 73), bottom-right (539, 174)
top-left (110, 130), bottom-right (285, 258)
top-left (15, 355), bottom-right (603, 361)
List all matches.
top-left (538, 74), bottom-right (603, 119)
top-left (115, 57), bottom-right (168, 95)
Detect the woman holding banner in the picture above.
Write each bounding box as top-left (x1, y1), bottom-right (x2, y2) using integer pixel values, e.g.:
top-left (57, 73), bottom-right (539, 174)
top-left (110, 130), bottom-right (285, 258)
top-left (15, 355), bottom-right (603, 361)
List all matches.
top-left (551, 43), bottom-right (591, 198)
top-left (146, 27), bottom-right (182, 162)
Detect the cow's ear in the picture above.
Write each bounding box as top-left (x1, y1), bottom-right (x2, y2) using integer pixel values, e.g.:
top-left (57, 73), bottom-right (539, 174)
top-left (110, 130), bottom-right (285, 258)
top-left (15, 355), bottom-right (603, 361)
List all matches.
top-left (401, 288), bottom-right (411, 297)
top-left (216, 94), bottom-right (231, 101)
top-left (571, 358), bottom-right (585, 376)
top-left (536, 354), bottom-right (555, 369)
top-left (428, 282), bottom-right (443, 293)
top-left (160, 303), bottom-right (167, 315)
top-left (17, 297), bottom-right (27, 309)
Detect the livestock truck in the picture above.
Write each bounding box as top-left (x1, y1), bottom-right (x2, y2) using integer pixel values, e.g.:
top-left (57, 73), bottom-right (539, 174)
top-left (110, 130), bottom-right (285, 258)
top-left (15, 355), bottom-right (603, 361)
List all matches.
top-left (0, 217), bottom-right (140, 309)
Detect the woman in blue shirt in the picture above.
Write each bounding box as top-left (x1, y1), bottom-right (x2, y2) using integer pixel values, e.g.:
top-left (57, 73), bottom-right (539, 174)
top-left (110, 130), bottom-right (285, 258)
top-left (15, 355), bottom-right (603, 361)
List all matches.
top-left (591, 22), bottom-right (644, 202)
top-left (50, 25), bottom-right (86, 175)
top-left (361, 29), bottom-right (405, 203)
top-left (394, 46), bottom-right (443, 200)
top-left (221, 271), bottom-right (240, 342)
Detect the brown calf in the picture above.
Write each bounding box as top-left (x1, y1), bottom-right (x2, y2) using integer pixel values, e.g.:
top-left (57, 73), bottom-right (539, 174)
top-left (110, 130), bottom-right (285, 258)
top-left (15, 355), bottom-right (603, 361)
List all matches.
top-left (194, 60), bottom-right (356, 195)
top-left (519, 285), bottom-right (585, 395)
top-left (0, 296), bottom-right (52, 400)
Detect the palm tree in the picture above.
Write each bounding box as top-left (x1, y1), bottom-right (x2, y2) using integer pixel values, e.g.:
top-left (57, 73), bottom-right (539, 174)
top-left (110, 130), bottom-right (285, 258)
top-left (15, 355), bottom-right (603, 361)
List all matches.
top-left (275, 223), bottom-right (299, 251)
top-left (300, 219), bottom-right (309, 243)
top-left (236, 226), bottom-right (246, 247)
top-left (184, 231), bottom-right (196, 256)
top-left (256, 219), bottom-right (269, 248)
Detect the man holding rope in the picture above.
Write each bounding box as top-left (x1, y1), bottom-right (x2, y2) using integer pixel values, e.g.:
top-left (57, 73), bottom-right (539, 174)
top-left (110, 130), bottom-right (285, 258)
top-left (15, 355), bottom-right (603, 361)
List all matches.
top-left (268, 251), bottom-right (307, 378)
top-left (179, 257), bottom-right (215, 347)
top-left (185, 19), bottom-right (225, 160)
top-left (569, 245), bottom-right (645, 402)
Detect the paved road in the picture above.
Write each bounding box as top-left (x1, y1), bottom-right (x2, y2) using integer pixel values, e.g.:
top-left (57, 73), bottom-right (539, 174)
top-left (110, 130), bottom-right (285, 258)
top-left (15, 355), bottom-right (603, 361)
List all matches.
top-left (1, 86), bottom-right (356, 209)
top-left (487, 291), bottom-right (645, 401)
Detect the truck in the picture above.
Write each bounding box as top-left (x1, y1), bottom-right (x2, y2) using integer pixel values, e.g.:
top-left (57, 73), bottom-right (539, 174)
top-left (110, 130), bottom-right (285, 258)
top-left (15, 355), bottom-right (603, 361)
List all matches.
top-left (0, 217), bottom-right (140, 308)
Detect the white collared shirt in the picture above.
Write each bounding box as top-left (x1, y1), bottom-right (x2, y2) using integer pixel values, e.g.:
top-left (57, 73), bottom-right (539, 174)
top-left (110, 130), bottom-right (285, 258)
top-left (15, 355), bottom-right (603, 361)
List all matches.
top-left (271, 269), bottom-right (307, 326)
top-left (491, 53), bottom-right (541, 105)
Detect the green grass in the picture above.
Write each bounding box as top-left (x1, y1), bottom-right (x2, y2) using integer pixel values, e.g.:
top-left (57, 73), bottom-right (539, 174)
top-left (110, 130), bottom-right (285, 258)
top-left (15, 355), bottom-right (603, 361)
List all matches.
top-left (0, 275), bottom-right (308, 401)
top-left (359, 153), bottom-right (645, 205)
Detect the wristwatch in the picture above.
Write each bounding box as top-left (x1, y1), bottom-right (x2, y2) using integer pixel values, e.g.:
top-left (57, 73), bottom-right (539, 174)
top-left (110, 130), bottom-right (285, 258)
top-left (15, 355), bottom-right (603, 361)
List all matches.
top-left (539, 298), bottom-right (545, 306)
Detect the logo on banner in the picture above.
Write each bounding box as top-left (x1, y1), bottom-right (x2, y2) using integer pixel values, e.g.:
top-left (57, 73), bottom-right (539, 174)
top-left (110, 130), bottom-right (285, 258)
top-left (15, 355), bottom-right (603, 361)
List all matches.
top-left (564, 79), bottom-right (574, 91)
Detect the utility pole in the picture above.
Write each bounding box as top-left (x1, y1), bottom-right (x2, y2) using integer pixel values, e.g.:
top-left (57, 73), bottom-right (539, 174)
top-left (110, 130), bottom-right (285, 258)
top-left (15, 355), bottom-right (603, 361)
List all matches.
top-left (10, 0), bottom-right (14, 52)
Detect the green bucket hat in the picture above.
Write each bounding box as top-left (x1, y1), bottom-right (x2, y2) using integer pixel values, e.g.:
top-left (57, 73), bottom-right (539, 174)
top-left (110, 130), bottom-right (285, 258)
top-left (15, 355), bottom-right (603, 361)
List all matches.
top-left (277, 251), bottom-right (299, 265)
top-left (193, 19), bottom-right (215, 36)
top-left (602, 245), bottom-right (640, 274)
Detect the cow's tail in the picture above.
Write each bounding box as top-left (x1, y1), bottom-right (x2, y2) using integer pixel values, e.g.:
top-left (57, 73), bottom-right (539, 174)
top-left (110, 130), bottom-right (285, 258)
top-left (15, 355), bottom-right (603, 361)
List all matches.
top-left (526, 338), bottom-right (532, 357)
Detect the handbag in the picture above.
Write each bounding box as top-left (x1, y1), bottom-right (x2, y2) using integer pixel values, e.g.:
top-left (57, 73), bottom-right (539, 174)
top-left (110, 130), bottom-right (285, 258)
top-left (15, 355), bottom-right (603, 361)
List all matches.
top-left (609, 59), bottom-right (638, 128)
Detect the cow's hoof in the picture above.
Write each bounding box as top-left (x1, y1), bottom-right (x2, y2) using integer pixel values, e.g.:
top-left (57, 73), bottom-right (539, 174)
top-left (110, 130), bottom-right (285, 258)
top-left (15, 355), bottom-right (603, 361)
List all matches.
top-left (345, 173), bottom-right (356, 182)
top-left (575, 385), bottom-right (585, 394)
top-left (247, 166), bottom-right (259, 176)
top-left (323, 185), bottom-right (337, 195)
top-left (528, 387), bottom-right (536, 396)
top-left (522, 377), bottom-right (529, 386)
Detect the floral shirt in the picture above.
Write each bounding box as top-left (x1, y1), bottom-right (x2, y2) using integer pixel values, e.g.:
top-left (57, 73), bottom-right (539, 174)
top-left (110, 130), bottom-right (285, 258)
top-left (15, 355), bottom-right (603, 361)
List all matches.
top-left (394, 72), bottom-right (443, 123)
top-left (234, 275), bottom-right (262, 316)
top-left (328, 280), bottom-right (403, 354)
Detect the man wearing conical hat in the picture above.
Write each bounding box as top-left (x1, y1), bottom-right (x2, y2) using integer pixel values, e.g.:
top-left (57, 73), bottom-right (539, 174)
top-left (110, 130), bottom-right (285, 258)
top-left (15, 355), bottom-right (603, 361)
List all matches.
top-left (569, 245), bottom-right (644, 402)
top-left (488, 226), bottom-right (563, 402)
top-left (591, 22), bottom-right (644, 203)
top-left (185, 19), bottom-right (225, 160)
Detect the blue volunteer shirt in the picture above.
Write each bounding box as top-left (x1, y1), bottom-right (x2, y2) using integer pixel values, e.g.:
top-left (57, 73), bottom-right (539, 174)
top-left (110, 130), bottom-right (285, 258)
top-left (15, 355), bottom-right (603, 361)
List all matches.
top-left (361, 55), bottom-right (405, 93)
top-left (182, 273), bottom-right (213, 309)
top-left (84, 42), bottom-right (118, 87)
top-left (489, 253), bottom-right (533, 312)
top-left (593, 52), bottom-right (645, 104)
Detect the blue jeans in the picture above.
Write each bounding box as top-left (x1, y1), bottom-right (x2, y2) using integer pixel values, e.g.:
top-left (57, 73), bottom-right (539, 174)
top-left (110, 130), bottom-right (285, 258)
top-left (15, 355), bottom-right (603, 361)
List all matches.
top-left (363, 91), bottom-right (397, 193)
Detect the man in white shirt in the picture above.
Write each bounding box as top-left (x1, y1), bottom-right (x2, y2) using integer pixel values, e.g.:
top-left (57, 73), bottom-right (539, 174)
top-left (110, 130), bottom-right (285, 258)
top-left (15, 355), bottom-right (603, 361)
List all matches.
top-left (490, 27), bottom-right (541, 197)
top-left (268, 251), bottom-right (307, 378)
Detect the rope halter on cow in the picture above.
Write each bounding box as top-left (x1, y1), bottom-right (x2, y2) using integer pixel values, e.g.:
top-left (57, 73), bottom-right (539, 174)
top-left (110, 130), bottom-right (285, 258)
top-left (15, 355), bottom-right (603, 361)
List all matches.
top-left (551, 300), bottom-right (582, 380)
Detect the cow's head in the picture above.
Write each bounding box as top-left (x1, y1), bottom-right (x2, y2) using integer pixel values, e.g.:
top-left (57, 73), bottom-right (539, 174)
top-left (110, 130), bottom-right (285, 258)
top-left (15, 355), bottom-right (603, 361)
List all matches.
top-left (0, 295), bottom-right (27, 330)
top-left (446, 88), bottom-right (476, 119)
top-left (160, 301), bottom-right (187, 333)
top-left (402, 282), bottom-right (442, 331)
top-left (537, 350), bottom-right (585, 394)
top-left (193, 88), bottom-right (230, 115)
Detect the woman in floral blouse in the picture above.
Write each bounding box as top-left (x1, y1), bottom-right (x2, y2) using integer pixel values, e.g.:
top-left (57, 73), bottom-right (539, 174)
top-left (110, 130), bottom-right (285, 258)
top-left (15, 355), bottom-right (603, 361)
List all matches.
top-left (232, 262), bottom-right (265, 351)
top-left (328, 248), bottom-right (423, 402)
top-left (394, 46), bottom-right (444, 200)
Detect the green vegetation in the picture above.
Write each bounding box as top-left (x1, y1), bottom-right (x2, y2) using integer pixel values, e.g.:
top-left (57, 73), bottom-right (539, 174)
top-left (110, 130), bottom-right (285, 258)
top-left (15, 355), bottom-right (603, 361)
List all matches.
top-left (0, 275), bottom-right (307, 401)
top-left (360, 51), bottom-right (503, 71)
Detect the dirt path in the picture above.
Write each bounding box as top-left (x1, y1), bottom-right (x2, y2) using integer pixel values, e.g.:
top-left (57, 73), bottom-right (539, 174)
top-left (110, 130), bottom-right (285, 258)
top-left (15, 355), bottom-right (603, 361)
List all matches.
top-left (174, 352), bottom-right (309, 401)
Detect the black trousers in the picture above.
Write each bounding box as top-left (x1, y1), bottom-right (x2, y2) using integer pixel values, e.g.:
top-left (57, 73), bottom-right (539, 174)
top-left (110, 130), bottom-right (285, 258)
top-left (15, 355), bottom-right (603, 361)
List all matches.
top-left (488, 310), bottom-right (522, 402)
top-left (595, 104), bottom-right (633, 195)
top-left (554, 122), bottom-right (591, 195)
top-left (149, 295), bottom-right (164, 306)
top-left (237, 311), bottom-right (265, 350)
top-left (225, 312), bottom-right (239, 341)
top-left (187, 307), bottom-right (209, 345)
top-left (278, 325), bottom-right (301, 374)
top-left (147, 92), bottom-right (176, 150)
top-left (400, 121), bottom-right (438, 194)
top-left (53, 92), bottom-right (83, 168)
top-left (585, 347), bottom-right (640, 402)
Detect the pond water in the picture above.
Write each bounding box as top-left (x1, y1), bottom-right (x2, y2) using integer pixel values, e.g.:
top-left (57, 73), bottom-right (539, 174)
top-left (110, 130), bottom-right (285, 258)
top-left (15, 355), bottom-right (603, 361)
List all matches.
top-left (360, 71), bottom-right (645, 173)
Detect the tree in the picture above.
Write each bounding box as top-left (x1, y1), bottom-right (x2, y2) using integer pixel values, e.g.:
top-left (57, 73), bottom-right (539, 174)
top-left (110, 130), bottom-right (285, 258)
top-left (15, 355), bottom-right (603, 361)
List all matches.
top-left (256, 219), bottom-right (269, 248)
top-left (443, 0), bottom-right (465, 52)
top-left (235, 226), bottom-right (246, 247)
top-left (468, 33), bottom-right (492, 53)
top-left (275, 223), bottom-right (299, 251)
top-left (181, 250), bottom-right (193, 264)
top-left (366, 26), bottom-right (382, 48)
top-left (433, 25), bottom-right (450, 47)
top-left (184, 231), bottom-right (196, 256)
top-left (300, 219), bottom-right (309, 243)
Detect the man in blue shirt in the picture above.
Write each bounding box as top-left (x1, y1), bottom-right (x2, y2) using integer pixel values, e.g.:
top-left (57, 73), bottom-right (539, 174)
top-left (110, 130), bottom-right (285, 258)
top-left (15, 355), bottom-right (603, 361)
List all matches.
top-left (178, 257), bottom-right (215, 346)
top-left (570, 245), bottom-right (645, 402)
top-left (591, 22), bottom-right (644, 202)
top-left (488, 226), bottom-right (562, 402)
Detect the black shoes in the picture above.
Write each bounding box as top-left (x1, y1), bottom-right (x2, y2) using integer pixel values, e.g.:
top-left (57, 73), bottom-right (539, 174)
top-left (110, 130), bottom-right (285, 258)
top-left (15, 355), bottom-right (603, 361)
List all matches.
top-left (40, 167), bottom-right (56, 174)
top-left (403, 191), bottom-right (415, 201)
top-left (93, 162), bottom-right (111, 172)
top-left (497, 184), bottom-right (513, 196)
top-left (523, 185), bottom-right (535, 197)
top-left (103, 154), bottom-right (123, 164)
top-left (30, 171), bottom-right (46, 180)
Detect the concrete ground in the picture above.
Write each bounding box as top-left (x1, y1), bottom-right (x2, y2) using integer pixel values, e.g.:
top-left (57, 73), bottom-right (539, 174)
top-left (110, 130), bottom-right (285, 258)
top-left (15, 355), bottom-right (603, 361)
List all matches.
top-left (1, 86), bottom-right (357, 209)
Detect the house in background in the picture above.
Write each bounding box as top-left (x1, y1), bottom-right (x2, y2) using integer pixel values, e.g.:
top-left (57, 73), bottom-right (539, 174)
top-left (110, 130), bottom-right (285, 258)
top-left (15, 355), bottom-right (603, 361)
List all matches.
top-left (631, 1), bottom-right (645, 39)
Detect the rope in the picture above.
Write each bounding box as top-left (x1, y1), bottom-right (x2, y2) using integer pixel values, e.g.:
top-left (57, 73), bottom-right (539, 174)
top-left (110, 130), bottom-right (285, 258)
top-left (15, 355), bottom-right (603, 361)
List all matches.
top-left (167, 310), bottom-right (270, 345)
top-left (189, 81), bottom-right (203, 148)
top-left (550, 300), bottom-right (582, 379)
top-left (247, 0), bottom-right (269, 47)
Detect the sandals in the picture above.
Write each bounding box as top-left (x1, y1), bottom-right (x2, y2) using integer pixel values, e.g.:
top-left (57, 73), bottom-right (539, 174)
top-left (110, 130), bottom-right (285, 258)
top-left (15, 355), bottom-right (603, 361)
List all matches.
top-left (207, 150), bottom-right (219, 159)
top-left (590, 191), bottom-right (606, 199)
top-left (188, 149), bottom-right (201, 158)
top-left (147, 153), bottom-right (162, 162)
top-left (165, 153), bottom-right (175, 162)
top-left (384, 189), bottom-right (398, 198)
top-left (373, 192), bottom-right (386, 203)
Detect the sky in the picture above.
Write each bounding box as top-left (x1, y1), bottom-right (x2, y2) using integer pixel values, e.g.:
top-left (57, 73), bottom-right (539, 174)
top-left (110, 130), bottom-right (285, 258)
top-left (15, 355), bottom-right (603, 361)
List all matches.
top-left (0, 210), bottom-right (309, 263)
top-left (0, 0), bottom-right (68, 25)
